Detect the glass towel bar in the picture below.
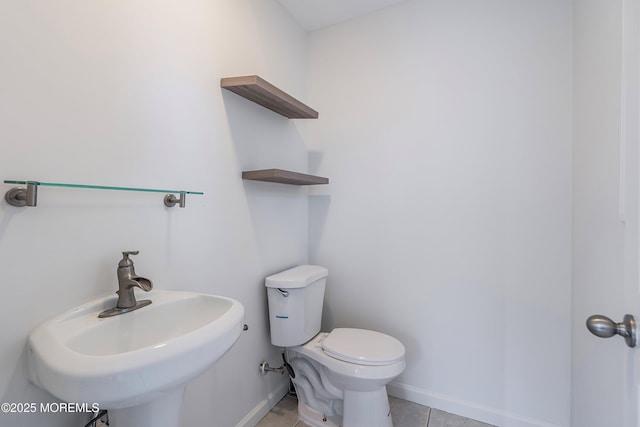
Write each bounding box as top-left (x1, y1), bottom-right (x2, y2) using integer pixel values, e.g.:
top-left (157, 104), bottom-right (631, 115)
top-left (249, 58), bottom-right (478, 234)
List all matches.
top-left (3, 180), bottom-right (203, 208)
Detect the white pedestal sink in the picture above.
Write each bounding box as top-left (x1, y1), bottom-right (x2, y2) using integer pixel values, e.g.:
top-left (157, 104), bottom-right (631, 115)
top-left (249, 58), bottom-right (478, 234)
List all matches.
top-left (27, 290), bottom-right (245, 427)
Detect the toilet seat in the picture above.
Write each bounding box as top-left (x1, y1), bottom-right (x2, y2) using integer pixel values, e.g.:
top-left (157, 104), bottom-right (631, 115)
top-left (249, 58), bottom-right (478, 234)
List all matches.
top-left (322, 328), bottom-right (405, 366)
top-left (291, 331), bottom-right (405, 391)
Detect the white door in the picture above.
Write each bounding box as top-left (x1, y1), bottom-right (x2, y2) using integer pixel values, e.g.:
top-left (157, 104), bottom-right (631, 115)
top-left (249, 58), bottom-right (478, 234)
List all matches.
top-left (572, 1), bottom-right (640, 427)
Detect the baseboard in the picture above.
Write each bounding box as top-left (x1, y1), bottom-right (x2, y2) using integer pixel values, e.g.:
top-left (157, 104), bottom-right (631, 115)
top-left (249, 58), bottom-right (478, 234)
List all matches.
top-left (387, 382), bottom-right (565, 427)
top-left (235, 381), bottom-right (289, 427)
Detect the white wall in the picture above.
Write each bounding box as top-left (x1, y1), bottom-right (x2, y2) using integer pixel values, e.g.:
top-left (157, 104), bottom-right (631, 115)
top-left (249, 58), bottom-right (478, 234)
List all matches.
top-left (306, 1), bottom-right (572, 426)
top-left (0, 1), bottom-right (308, 426)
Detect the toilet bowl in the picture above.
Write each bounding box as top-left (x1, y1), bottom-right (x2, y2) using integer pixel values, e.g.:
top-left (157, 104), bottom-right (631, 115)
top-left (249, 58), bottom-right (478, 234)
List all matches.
top-left (265, 265), bottom-right (406, 427)
top-left (289, 329), bottom-right (405, 427)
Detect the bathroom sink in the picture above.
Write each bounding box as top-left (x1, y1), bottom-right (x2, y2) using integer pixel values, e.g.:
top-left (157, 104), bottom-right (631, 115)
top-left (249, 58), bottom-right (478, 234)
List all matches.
top-left (28, 290), bottom-right (244, 426)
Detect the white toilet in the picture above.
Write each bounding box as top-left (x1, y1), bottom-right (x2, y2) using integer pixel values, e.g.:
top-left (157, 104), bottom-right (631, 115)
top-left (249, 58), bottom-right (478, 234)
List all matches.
top-left (265, 265), bottom-right (406, 427)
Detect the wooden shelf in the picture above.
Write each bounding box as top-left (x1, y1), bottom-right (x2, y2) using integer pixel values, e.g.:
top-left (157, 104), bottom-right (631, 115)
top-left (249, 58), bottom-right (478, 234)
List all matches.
top-left (221, 75), bottom-right (318, 119)
top-left (242, 169), bottom-right (328, 186)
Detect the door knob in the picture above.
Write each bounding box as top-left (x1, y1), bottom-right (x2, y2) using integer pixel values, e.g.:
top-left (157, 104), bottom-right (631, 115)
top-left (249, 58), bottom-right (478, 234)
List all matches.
top-left (586, 314), bottom-right (637, 348)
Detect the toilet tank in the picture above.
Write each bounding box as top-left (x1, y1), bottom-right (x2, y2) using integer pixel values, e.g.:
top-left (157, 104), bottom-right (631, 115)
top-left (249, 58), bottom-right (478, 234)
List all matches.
top-left (265, 265), bottom-right (328, 347)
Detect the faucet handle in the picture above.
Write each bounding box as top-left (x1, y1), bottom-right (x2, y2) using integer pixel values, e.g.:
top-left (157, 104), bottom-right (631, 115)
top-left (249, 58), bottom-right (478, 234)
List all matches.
top-left (119, 251), bottom-right (140, 267)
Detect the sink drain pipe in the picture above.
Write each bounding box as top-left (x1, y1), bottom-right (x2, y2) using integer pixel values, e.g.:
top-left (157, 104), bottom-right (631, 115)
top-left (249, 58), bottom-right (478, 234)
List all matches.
top-left (84, 409), bottom-right (108, 427)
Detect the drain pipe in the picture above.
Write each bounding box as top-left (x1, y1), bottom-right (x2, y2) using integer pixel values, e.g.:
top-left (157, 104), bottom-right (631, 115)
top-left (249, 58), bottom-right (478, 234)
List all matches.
top-left (84, 410), bottom-right (108, 427)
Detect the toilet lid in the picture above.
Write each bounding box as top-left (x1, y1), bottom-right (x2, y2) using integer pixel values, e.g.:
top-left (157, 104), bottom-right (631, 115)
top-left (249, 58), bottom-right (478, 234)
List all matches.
top-left (322, 328), bottom-right (405, 366)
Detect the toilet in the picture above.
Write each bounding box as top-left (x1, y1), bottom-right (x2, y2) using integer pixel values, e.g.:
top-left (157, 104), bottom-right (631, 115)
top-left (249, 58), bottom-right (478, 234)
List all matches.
top-left (265, 265), bottom-right (406, 427)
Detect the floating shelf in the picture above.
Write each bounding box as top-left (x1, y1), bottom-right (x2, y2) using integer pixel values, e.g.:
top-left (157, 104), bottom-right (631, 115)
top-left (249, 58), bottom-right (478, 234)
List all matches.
top-left (221, 75), bottom-right (318, 119)
top-left (242, 169), bottom-right (328, 186)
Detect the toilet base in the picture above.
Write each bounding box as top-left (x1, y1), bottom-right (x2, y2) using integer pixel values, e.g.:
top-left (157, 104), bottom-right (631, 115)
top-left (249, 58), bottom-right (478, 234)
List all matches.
top-left (296, 388), bottom-right (393, 427)
top-left (298, 400), bottom-right (341, 427)
top-left (342, 388), bottom-right (393, 427)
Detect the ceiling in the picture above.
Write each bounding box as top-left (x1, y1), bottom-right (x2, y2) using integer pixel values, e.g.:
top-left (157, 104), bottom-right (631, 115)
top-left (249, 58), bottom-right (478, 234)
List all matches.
top-left (275, 0), bottom-right (410, 31)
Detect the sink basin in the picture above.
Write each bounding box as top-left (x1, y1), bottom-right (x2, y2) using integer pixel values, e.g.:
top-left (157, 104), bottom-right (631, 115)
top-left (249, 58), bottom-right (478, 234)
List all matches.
top-left (28, 290), bottom-right (245, 426)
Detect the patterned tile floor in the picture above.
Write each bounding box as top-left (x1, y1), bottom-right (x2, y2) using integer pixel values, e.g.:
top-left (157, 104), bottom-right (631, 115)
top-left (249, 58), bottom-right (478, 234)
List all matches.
top-left (255, 395), bottom-right (497, 427)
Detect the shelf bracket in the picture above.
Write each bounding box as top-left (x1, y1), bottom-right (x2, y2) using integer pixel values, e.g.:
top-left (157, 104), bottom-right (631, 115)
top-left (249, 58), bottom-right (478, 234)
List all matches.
top-left (5, 183), bottom-right (38, 207)
top-left (164, 193), bottom-right (186, 208)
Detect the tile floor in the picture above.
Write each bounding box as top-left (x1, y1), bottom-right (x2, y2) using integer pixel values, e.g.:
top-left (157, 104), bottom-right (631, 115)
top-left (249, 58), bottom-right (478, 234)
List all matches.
top-left (256, 394), bottom-right (497, 427)
top-left (92, 394), bottom-right (495, 426)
